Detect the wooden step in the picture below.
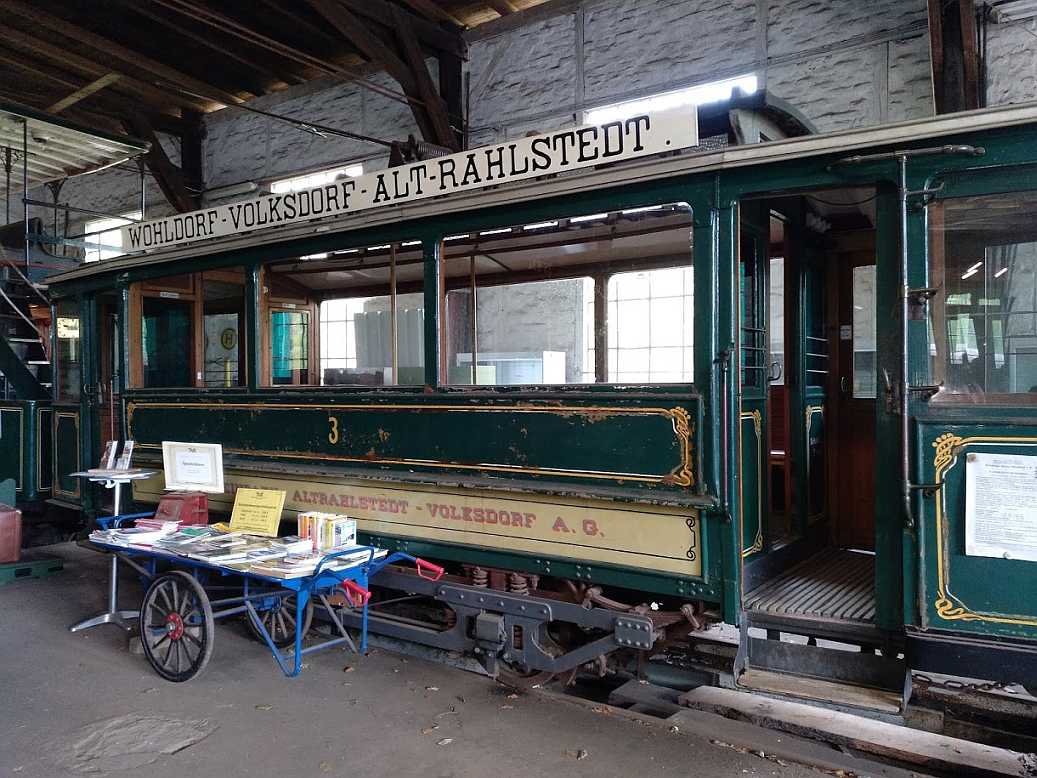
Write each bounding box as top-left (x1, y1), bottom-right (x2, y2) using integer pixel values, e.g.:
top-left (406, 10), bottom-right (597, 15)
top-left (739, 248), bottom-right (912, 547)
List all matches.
top-left (679, 685), bottom-right (1035, 776)
top-left (738, 667), bottom-right (902, 713)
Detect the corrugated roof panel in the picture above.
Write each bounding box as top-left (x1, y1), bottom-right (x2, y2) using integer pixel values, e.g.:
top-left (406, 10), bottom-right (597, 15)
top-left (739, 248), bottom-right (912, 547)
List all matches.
top-left (0, 102), bottom-right (149, 192)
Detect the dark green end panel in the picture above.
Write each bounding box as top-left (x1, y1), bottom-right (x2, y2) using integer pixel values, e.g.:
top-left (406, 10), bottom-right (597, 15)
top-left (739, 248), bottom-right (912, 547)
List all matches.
top-left (53, 408), bottom-right (81, 502)
top-left (916, 419), bottom-right (1037, 640)
top-left (0, 400), bottom-right (53, 505)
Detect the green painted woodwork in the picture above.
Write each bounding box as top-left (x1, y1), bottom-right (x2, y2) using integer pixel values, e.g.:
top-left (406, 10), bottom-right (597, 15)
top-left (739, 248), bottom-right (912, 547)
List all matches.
top-left (0, 400), bottom-right (52, 505)
top-left (127, 392), bottom-right (700, 497)
top-left (915, 418), bottom-right (1037, 640)
top-left (0, 406), bottom-right (24, 495)
top-left (52, 406), bottom-right (81, 501)
top-left (873, 187), bottom-right (905, 632)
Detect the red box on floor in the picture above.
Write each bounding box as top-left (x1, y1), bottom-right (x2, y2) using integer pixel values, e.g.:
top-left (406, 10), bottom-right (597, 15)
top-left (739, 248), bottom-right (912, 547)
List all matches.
top-left (0, 504), bottom-right (22, 563)
top-left (153, 492), bottom-right (209, 526)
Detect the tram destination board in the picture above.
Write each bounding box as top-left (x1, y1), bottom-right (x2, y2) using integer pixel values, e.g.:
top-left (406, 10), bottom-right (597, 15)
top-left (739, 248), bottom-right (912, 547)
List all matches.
top-left (120, 105), bottom-right (699, 252)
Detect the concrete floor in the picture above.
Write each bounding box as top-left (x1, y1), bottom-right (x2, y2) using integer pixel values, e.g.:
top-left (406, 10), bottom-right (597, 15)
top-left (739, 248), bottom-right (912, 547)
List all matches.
top-left (1, 543), bottom-right (826, 778)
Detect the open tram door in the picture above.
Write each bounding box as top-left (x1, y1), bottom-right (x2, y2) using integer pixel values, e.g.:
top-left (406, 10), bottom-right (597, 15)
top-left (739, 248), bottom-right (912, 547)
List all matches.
top-left (734, 190), bottom-right (909, 711)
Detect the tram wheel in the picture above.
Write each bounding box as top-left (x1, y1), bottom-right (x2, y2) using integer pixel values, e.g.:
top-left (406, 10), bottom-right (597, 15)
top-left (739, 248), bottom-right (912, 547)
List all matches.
top-left (139, 571), bottom-right (215, 683)
top-left (245, 593), bottom-right (314, 649)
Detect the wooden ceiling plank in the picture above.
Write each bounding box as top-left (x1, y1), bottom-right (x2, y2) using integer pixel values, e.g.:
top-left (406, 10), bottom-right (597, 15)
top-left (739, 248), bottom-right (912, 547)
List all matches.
top-left (396, 0), bottom-right (467, 28)
top-left (2, 25), bottom-right (208, 113)
top-left (340, 0), bottom-right (466, 55)
top-left (47, 73), bottom-right (122, 114)
top-left (123, 2), bottom-right (294, 92)
top-left (4, 0), bottom-right (241, 109)
top-left (485, 0), bottom-right (521, 15)
top-left (0, 53), bottom-right (181, 121)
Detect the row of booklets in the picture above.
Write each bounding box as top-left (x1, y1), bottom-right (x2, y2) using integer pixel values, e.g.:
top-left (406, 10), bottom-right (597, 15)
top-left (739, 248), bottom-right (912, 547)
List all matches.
top-left (89, 519), bottom-right (384, 579)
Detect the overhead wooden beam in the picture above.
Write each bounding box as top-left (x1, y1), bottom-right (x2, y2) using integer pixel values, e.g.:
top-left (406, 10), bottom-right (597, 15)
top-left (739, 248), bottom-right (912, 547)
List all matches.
top-left (928, 0), bottom-right (981, 112)
top-left (2, 25), bottom-right (209, 113)
top-left (339, 0), bottom-right (466, 56)
top-left (124, 114), bottom-right (199, 213)
top-left (390, 4), bottom-right (458, 149)
top-left (123, 2), bottom-right (292, 93)
top-left (47, 73), bottom-right (122, 114)
top-left (305, 0), bottom-right (459, 149)
top-left (4, 0), bottom-right (241, 109)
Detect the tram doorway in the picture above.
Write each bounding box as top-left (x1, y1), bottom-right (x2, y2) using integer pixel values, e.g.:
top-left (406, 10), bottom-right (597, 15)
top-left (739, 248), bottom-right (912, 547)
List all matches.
top-left (739, 189), bottom-right (889, 641)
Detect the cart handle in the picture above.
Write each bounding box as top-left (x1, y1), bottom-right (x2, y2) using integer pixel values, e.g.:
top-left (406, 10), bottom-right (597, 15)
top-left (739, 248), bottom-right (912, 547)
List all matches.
top-left (367, 552), bottom-right (444, 581)
top-left (338, 579), bottom-right (372, 607)
top-left (311, 546), bottom-right (376, 580)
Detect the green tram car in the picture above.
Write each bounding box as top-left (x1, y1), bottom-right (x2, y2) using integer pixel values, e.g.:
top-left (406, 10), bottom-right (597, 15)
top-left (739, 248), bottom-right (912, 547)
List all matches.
top-left (30, 102), bottom-right (1037, 700)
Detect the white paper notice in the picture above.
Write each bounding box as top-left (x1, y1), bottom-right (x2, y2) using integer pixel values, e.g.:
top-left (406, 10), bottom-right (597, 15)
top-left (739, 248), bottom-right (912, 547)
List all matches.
top-left (965, 452), bottom-right (1037, 562)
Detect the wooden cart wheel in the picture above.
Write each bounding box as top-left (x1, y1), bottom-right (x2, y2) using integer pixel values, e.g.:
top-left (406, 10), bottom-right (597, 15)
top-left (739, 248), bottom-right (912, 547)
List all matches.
top-left (245, 592), bottom-right (314, 649)
top-left (139, 571), bottom-right (215, 683)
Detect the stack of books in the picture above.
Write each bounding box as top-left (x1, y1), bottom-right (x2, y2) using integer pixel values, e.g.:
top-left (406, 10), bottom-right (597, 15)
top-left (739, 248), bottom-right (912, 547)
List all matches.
top-left (298, 512), bottom-right (357, 551)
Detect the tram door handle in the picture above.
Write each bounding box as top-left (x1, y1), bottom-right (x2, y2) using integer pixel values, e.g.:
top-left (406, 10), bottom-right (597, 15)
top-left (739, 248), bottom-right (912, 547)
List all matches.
top-left (840, 375), bottom-right (849, 394)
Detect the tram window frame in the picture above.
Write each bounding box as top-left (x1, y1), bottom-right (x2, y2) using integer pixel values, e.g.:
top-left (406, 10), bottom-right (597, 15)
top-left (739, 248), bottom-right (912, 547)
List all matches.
top-left (440, 203), bottom-right (695, 388)
top-left (128, 269), bottom-right (248, 390)
top-left (260, 241), bottom-right (426, 388)
top-left (928, 190), bottom-right (1037, 403)
top-left (54, 299), bottom-right (82, 401)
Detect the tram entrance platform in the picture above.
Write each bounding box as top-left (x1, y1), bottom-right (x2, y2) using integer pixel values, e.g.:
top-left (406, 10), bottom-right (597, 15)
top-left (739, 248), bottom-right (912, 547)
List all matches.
top-left (745, 548), bottom-right (876, 637)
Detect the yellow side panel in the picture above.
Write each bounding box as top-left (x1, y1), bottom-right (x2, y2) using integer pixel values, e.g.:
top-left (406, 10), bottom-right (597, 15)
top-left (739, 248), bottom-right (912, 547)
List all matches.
top-left (134, 470), bottom-right (700, 577)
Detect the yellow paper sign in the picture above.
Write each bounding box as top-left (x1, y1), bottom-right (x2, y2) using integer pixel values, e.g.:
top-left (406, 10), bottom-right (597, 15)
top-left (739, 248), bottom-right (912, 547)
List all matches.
top-left (229, 488), bottom-right (286, 537)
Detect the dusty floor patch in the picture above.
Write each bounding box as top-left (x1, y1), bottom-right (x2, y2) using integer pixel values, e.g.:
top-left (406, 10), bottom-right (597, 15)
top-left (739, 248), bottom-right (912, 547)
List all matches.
top-left (47, 714), bottom-right (217, 774)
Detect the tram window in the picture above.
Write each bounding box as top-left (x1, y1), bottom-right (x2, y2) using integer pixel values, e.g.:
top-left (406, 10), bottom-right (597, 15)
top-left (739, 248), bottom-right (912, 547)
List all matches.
top-left (930, 191), bottom-right (1037, 399)
top-left (141, 297), bottom-right (193, 388)
top-left (202, 270), bottom-right (245, 388)
top-left (852, 265), bottom-right (877, 398)
top-left (270, 310), bottom-right (310, 385)
top-left (608, 267), bottom-right (694, 382)
top-left (54, 300), bottom-right (81, 401)
top-left (769, 257), bottom-right (785, 385)
top-left (265, 241), bottom-right (425, 387)
top-left (740, 236), bottom-right (764, 389)
top-left (441, 204), bottom-right (693, 385)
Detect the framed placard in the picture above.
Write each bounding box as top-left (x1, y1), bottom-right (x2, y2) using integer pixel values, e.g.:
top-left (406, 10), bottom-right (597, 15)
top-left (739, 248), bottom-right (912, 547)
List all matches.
top-left (229, 488), bottom-right (286, 537)
top-left (161, 441), bottom-right (224, 494)
top-left (965, 452), bottom-right (1037, 563)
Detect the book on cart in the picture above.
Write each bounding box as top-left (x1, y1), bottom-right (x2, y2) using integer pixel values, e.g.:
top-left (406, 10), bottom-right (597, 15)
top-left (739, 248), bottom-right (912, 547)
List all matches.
top-left (249, 546), bottom-right (386, 579)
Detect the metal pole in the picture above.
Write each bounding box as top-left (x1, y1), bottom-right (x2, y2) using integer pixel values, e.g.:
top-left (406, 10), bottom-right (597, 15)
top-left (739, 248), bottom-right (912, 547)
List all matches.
top-left (389, 243), bottom-right (398, 384)
top-left (22, 119), bottom-right (29, 273)
top-left (3, 146), bottom-right (10, 226)
top-left (898, 154), bottom-right (912, 528)
top-left (138, 157), bottom-right (146, 219)
top-left (469, 254), bottom-right (478, 383)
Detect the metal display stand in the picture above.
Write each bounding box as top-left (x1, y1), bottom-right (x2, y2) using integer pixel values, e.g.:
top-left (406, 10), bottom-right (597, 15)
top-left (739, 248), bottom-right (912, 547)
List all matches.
top-left (67, 470), bottom-right (156, 632)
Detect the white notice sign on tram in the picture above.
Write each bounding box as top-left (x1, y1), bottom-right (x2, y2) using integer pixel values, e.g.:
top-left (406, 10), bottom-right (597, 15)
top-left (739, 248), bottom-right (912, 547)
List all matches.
top-left (964, 452), bottom-right (1037, 562)
top-left (119, 105), bottom-right (699, 253)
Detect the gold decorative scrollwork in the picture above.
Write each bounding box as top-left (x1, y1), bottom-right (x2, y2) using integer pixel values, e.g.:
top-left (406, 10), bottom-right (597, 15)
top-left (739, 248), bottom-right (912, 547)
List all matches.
top-left (740, 409), bottom-right (764, 557)
top-left (932, 432), bottom-right (964, 472)
top-left (666, 407), bottom-right (695, 487)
